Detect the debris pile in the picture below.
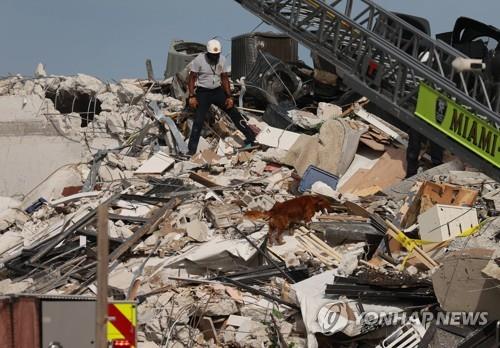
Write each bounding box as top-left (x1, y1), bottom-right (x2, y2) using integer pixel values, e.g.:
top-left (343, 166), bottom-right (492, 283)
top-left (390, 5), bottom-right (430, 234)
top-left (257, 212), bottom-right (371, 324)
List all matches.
top-left (0, 62), bottom-right (499, 348)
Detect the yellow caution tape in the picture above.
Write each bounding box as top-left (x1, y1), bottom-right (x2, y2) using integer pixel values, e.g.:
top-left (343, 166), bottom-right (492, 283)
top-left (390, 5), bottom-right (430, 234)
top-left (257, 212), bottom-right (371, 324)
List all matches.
top-left (457, 220), bottom-right (488, 238)
top-left (392, 220), bottom-right (487, 267)
top-left (396, 220), bottom-right (487, 248)
top-left (395, 231), bottom-right (418, 252)
top-left (392, 231), bottom-right (422, 268)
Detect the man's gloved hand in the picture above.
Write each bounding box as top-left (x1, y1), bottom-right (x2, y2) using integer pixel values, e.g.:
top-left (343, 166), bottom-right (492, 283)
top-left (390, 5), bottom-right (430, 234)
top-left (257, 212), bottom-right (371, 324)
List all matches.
top-left (188, 96), bottom-right (198, 109)
top-left (225, 97), bottom-right (234, 110)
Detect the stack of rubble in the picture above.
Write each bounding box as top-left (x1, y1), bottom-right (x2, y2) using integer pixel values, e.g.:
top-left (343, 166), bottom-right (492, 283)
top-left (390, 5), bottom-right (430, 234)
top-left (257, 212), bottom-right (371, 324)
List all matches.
top-left (0, 64), bottom-right (498, 348)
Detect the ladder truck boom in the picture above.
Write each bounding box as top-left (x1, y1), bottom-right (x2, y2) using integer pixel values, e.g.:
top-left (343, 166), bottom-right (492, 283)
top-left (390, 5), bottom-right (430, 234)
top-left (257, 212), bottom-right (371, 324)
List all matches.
top-left (233, 0), bottom-right (500, 180)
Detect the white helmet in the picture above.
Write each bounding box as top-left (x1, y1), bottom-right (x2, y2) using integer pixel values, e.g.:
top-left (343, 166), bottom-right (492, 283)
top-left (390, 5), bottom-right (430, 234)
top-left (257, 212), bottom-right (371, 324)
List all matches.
top-left (207, 39), bottom-right (222, 54)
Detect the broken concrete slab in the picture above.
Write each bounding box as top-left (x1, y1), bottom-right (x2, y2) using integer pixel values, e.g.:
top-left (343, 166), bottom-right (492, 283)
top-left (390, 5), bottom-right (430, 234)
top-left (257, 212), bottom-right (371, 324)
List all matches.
top-left (233, 319), bottom-right (270, 347)
top-left (98, 165), bottom-right (124, 183)
top-left (117, 82), bottom-right (144, 104)
top-left (448, 170), bottom-right (494, 186)
top-left (0, 95), bottom-right (84, 197)
top-left (284, 118), bottom-right (367, 176)
top-left (59, 73), bottom-right (106, 95)
top-left (203, 297), bottom-right (239, 316)
top-left (49, 191), bottom-right (100, 206)
top-left (114, 200), bottom-right (154, 218)
top-left (165, 230), bottom-right (266, 273)
top-left (239, 296), bottom-right (275, 322)
top-left (0, 231), bottom-right (23, 255)
top-left (108, 266), bottom-right (135, 292)
top-left (0, 135), bottom-right (83, 198)
top-left (0, 197), bottom-right (21, 214)
top-left (185, 219), bottom-right (209, 242)
top-left (101, 111), bottom-right (125, 134)
top-left (256, 125), bottom-right (302, 150)
top-left (383, 160), bottom-right (464, 202)
top-left (135, 151), bottom-right (175, 175)
top-left (96, 91), bottom-right (119, 111)
top-left (226, 314), bottom-right (252, 327)
top-left (206, 204), bottom-right (241, 228)
top-left (432, 248), bottom-right (500, 320)
top-left (20, 165), bottom-right (84, 210)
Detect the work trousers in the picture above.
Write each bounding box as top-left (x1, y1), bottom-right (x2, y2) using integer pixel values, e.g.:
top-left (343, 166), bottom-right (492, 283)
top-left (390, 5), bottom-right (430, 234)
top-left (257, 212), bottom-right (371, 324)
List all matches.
top-left (188, 87), bottom-right (255, 154)
top-left (406, 130), bottom-right (444, 177)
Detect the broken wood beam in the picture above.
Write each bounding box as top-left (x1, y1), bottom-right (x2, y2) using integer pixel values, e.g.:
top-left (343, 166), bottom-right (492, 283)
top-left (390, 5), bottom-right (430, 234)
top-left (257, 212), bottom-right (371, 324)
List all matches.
top-left (109, 197), bottom-right (181, 262)
top-left (96, 205), bottom-right (109, 348)
top-left (72, 198), bottom-right (182, 294)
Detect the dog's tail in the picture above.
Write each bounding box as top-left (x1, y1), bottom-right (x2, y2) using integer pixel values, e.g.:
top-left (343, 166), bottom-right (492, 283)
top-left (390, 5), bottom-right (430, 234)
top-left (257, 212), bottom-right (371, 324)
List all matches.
top-left (244, 210), bottom-right (270, 220)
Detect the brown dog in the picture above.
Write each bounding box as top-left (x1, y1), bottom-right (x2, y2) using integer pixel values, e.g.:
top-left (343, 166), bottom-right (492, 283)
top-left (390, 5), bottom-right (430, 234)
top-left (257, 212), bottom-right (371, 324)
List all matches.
top-left (244, 195), bottom-right (330, 245)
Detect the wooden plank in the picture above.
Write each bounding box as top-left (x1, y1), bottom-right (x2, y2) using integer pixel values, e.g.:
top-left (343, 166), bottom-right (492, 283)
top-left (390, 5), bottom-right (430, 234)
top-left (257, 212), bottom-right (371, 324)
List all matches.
top-left (359, 137), bottom-right (386, 151)
top-left (419, 181), bottom-right (478, 213)
top-left (385, 220), bottom-right (439, 269)
top-left (96, 205), bottom-right (109, 348)
top-left (339, 147), bottom-right (406, 195)
top-left (306, 232), bottom-right (342, 261)
top-left (189, 172), bottom-right (219, 188)
top-left (296, 236), bottom-right (335, 266)
top-left (109, 198), bottom-right (180, 262)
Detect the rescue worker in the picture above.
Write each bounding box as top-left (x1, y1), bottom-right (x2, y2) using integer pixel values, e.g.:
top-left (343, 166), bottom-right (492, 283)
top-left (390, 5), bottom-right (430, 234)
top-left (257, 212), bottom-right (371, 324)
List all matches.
top-left (187, 39), bottom-right (255, 155)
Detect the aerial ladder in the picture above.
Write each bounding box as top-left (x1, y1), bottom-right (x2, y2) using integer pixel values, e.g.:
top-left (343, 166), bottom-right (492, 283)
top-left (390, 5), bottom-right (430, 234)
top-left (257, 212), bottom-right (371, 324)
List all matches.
top-left (233, 0), bottom-right (500, 181)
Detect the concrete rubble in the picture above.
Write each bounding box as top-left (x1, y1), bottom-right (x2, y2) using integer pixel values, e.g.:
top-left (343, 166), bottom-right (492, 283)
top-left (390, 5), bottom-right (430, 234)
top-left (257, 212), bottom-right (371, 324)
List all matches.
top-left (0, 60), bottom-right (498, 348)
